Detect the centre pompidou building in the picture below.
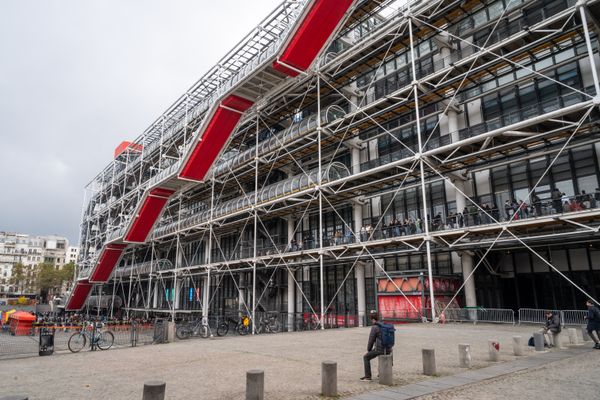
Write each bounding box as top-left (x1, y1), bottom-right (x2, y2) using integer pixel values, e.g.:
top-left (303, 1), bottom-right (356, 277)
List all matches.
top-left (67, 0), bottom-right (600, 330)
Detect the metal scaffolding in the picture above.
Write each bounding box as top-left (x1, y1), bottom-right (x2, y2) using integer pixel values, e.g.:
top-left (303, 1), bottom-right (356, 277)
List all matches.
top-left (71, 0), bottom-right (600, 328)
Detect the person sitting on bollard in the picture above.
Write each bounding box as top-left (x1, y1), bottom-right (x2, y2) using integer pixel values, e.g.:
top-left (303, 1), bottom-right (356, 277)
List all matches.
top-left (584, 299), bottom-right (600, 349)
top-left (541, 311), bottom-right (561, 348)
top-left (360, 311), bottom-right (394, 381)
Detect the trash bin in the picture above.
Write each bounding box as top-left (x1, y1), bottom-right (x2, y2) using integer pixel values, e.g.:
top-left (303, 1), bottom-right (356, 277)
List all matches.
top-left (39, 327), bottom-right (55, 356)
top-left (153, 318), bottom-right (167, 344)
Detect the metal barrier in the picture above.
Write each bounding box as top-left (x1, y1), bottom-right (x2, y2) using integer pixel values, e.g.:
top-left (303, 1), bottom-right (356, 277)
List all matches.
top-left (476, 308), bottom-right (515, 324)
top-left (517, 308), bottom-right (560, 325)
top-left (0, 321), bottom-right (161, 360)
top-left (560, 310), bottom-right (588, 326)
top-left (437, 308), bottom-right (514, 324)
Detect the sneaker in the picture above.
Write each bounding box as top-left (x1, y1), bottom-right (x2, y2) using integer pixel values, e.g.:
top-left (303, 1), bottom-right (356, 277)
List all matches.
top-left (360, 376), bottom-right (372, 381)
top-left (594, 344), bottom-right (600, 349)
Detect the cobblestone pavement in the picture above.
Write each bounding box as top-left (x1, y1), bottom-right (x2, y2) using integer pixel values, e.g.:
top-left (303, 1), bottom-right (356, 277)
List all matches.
top-left (414, 348), bottom-right (599, 400)
top-left (0, 323), bottom-right (586, 399)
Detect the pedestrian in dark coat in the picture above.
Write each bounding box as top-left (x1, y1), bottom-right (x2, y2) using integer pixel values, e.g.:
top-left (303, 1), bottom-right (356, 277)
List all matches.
top-left (585, 299), bottom-right (600, 349)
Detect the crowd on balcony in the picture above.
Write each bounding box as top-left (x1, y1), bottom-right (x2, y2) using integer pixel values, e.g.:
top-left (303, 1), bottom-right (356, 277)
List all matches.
top-left (280, 188), bottom-right (600, 252)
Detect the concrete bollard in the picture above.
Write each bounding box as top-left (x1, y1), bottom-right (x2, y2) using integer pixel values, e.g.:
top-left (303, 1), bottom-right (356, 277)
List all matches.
top-left (554, 331), bottom-right (564, 349)
top-left (581, 326), bottom-right (592, 342)
top-left (458, 344), bottom-right (471, 368)
top-left (533, 332), bottom-right (545, 351)
top-left (321, 361), bottom-right (337, 397)
top-left (422, 348), bottom-right (436, 376)
top-left (246, 370), bottom-right (264, 400)
top-left (378, 354), bottom-right (393, 385)
top-left (142, 381), bottom-right (166, 400)
top-left (567, 328), bottom-right (580, 345)
top-left (488, 339), bottom-right (500, 362)
top-left (513, 336), bottom-right (523, 356)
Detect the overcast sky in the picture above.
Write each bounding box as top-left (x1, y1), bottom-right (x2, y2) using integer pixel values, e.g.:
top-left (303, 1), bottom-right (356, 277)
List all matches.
top-left (0, 0), bottom-right (280, 245)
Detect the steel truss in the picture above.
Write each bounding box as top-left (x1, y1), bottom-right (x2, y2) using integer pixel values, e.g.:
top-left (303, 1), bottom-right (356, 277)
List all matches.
top-left (76, 0), bottom-right (600, 326)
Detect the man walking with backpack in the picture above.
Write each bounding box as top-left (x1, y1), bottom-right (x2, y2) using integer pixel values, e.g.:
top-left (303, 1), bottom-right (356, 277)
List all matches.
top-left (360, 311), bottom-right (394, 381)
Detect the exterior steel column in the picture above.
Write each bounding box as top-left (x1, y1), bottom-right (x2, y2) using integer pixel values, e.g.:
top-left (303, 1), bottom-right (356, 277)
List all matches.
top-left (409, 13), bottom-right (437, 321)
top-left (287, 216), bottom-right (295, 331)
top-left (252, 112), bottom-right (259, 335)
top-left (204, 177), bottom-right (216, 325)
top-left (287, 269), bottom-right (295, 331)
top-left (351, 144), bottom-right (363, 242)
top-left (239, 272), bottom-right (246, 316)
top-left (202, 275), bottom-right (209, 318)
top-left (152, 281), bottom-right (158, 309)
top-left (461, 253), bottom-right (477, 311)
top-left (355, 262), bottom-right (366, 327)
top-left (317, 74), bottom-right (325, 329)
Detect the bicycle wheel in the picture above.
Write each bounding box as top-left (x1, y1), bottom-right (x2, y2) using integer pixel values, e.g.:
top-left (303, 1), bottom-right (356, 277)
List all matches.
top-left (236, 323), bottom-right (249, 336)
top-left (176, 325), bottom-right (191, 340)
top-left (216, 322), bottom-right (229, 337)
top-left (268, 319), bottom-right (281, 333)
top-left (68, 332), bottom-right (86, 353)
top-left (97, 331), bottom-right (114, 350)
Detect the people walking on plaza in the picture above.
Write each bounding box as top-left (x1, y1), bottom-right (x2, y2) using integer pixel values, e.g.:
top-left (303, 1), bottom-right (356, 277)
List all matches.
top-left (584, 299), bottom-right (600, 349)
top-left (361, 311), bottom-right (394, 381)
top-left (541, 311), bottom-right (561, 348)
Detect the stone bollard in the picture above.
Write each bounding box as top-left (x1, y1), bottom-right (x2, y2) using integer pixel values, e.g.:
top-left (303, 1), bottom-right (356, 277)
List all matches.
top-left (246, 370), bottom-right (264, 400)
top-left (567, 328), bottom-right (580, 345)
top-left (513, 336), bottom-right (523, 356)
top-left (378, 354), bottom-right (393, 385)
top-left (581, 326), bottom-right (592, 342)
top-left (458, 344), bottom-right (471, 368)
top-left (554, 331), bottom-right (564, 349)
top-left (422, 348), bottom-right (436, 376)
top-left (142, 381), bottom-right (166, 400)
top-left (0, 396), bottom-right (28, 400)
top-left (321, 361), bottom-right (337, 397)
top-left (488, 339), bottom-right (500, 362)
top-left (533, 332), bottom-right (545, 352)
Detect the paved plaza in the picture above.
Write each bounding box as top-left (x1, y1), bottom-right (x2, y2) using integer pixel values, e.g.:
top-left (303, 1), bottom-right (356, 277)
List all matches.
top-left (0, 323), bottom-right (596, 399)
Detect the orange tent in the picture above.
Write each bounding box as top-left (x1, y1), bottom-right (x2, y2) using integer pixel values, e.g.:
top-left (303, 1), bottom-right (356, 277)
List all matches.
top-left (9, 311), bottom-right (36, 336)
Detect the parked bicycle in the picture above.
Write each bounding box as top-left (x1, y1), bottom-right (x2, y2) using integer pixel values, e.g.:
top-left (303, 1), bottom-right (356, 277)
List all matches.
top-left (68, 321), bottom-right (114, 353)
top-left (216, 315), bottom-right (251, 336)
top-left (295, 313), bottom-right (320, 331)
top-left (176, 318), bottom-right (212, 339)
top-left (256, 314), bottom-right (281, 334)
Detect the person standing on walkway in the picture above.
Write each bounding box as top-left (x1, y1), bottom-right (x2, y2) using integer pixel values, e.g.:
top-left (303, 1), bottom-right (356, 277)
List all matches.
top-left (584, 299), bottom-right (600, 349)
top-left (361, 311), bottom-right (393, 381)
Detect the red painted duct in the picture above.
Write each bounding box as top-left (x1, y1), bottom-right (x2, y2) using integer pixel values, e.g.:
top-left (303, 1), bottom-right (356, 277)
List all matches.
top-left (273, 0), bottom-right (354, 76)
top-left (125, 187), bottom-right (175, 243)
top-left (179, 95), bottom-right (253, 181)
top-left (89, 244), bottom-right (128, 282)
top-left (65, 280), bottom-right (94, 311)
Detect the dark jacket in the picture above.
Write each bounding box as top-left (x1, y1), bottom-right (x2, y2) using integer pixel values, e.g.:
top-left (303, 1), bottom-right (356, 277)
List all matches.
top-left (545, 313), bottom-right (561, 333)
top-left (367, 322), bottom-right (391, 353)
top-left (587, 306), bottom-right (600, 330)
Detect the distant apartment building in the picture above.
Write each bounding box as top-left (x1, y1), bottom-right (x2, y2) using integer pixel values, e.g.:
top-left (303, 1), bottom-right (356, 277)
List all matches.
top-left (0, 232), bottom-right (78, 295)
